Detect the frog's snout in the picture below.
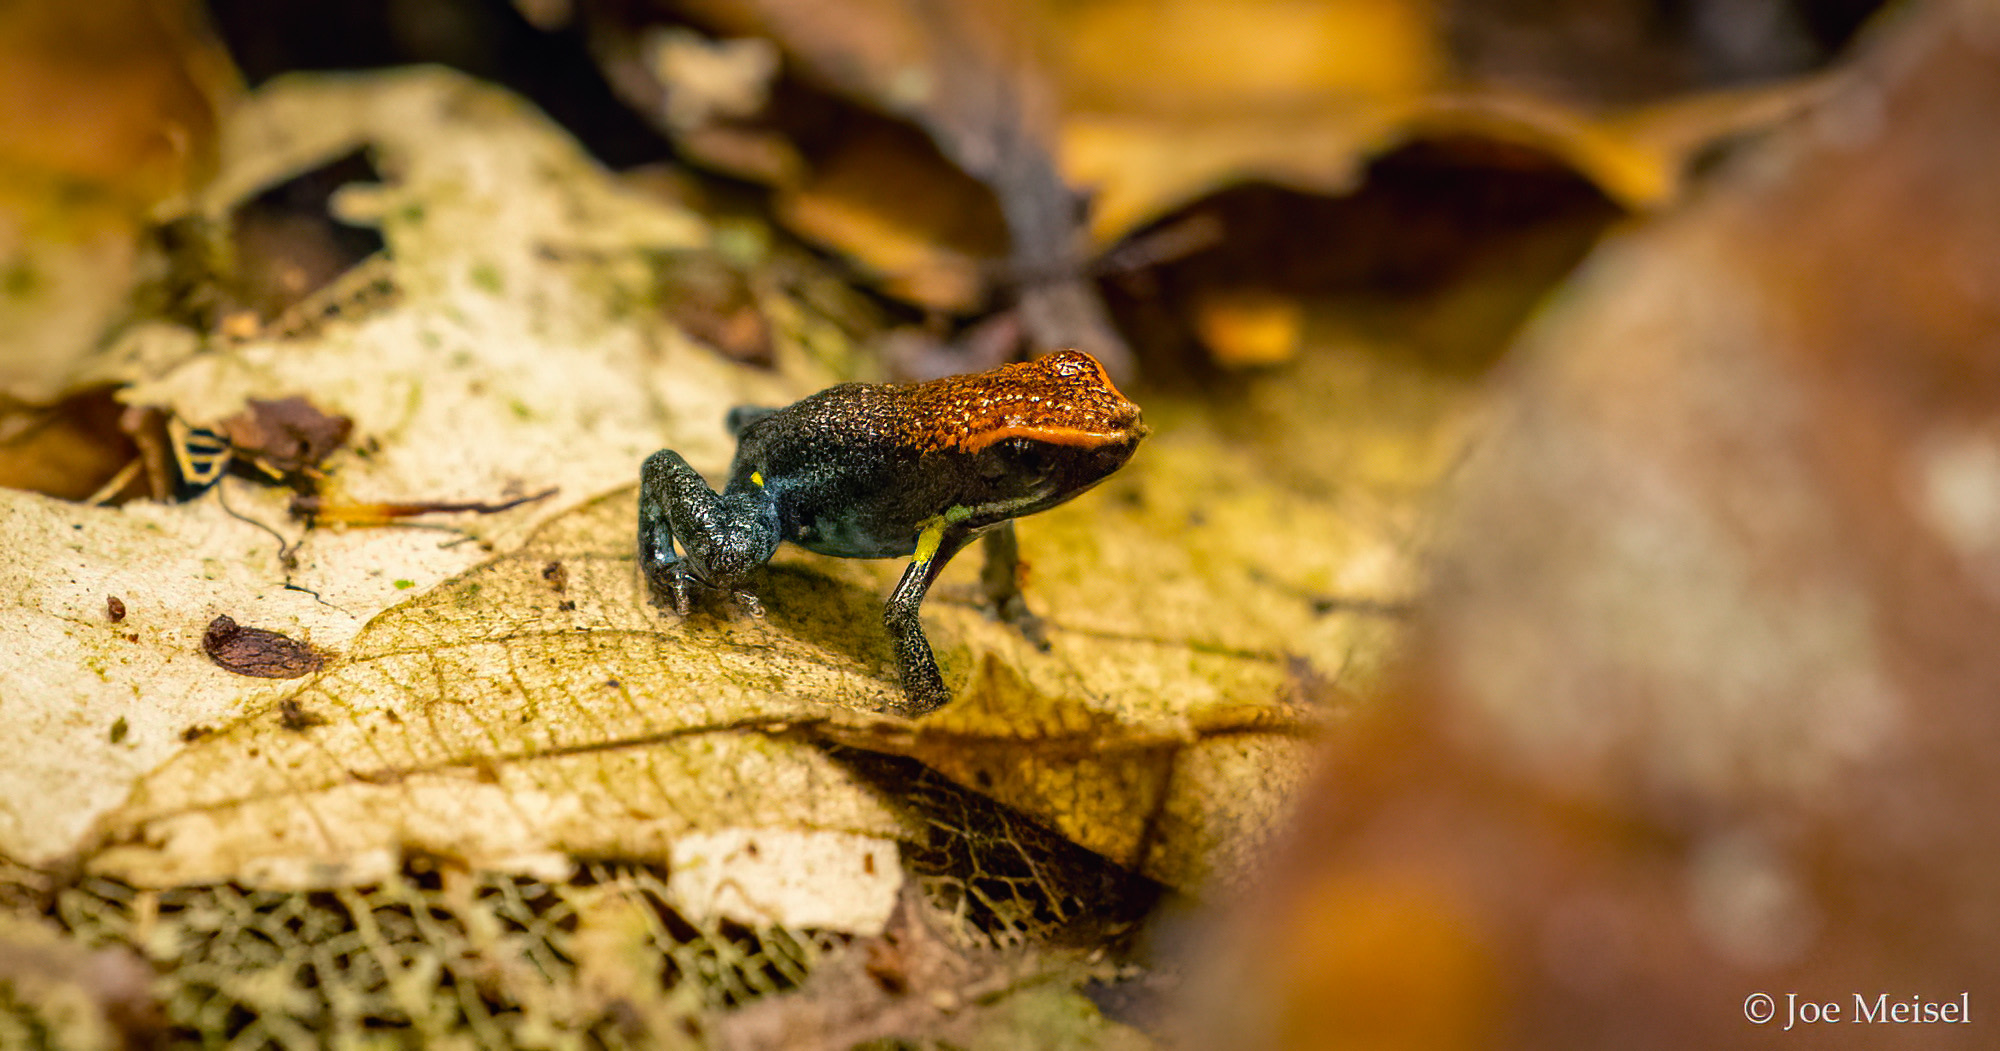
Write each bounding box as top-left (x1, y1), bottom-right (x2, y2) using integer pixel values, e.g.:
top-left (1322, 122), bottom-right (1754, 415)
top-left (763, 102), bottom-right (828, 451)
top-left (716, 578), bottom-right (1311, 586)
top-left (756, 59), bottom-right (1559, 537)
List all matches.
top-left (1093, 430), bottom-right (1142, 475)
top-left (1116, 407), bottom-right (1149, 451)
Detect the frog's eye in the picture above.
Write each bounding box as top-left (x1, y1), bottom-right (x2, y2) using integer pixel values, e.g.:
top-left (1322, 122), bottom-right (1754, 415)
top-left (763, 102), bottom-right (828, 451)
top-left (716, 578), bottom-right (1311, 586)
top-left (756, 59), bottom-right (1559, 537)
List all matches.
top-left (1000, 436), bottom-right (1051, 476)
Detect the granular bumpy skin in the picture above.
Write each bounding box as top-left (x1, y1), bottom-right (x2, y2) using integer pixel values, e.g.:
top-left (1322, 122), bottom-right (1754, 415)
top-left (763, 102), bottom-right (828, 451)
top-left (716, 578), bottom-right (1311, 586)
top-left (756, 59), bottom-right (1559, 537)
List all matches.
top-left (900, 350), bottom-right (1143, 453)
top-left (638, 348), bottom-right (1148, 715)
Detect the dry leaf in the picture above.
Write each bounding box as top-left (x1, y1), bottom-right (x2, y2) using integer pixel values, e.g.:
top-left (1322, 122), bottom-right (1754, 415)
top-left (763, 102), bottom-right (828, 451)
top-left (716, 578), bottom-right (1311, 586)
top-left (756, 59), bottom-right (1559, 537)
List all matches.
top-left (86, 402), bottom-right (1431, 895)
top-left (619, 0), bottom-right (1135, 370)
top-left (1061, 69), bottom-right (1831, 246)
top-left (773, 119), bottom-right (1007, 313)
top-left (608, 0), bottom-right (1826, 396)
top-left (0, 67), bottom-right (791, 871)
top-left (84, 489), bottom-right (915, 904)
top-left (667, 829), bottom-right (902, 934)
top-left (7, 69), bottom-right (1469, 916)
top-left (0, 390), bottom-right (134, 501)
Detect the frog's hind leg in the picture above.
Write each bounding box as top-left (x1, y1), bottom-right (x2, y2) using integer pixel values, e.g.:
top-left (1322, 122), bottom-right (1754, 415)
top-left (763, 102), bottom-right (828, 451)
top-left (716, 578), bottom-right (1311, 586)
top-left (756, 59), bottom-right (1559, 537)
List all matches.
top-left (979, 521), bottom-right (1050, 651)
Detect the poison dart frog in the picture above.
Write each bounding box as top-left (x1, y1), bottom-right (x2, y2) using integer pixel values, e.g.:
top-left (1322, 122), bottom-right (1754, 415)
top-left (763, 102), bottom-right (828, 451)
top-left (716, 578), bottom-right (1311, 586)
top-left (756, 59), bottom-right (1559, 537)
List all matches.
top-left (639, 349), bottom-right (1146, 716)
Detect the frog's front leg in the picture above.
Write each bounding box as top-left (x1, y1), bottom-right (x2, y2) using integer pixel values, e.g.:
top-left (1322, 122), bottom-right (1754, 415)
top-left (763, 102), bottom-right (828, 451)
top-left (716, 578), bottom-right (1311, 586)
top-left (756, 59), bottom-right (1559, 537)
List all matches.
top-left (639, 450), bottom-right (704, 613)
top-left (884, 517), bottom-right (979, 716)
top-left (638, 449), bottom-right (776, 616)
top-left (977, 522), bottom-right (1050, 651)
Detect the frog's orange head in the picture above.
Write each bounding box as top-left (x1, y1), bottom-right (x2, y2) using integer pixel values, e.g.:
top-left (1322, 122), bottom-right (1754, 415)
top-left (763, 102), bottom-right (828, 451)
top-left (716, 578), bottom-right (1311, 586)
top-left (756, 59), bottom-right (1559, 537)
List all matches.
top-left (904, 349), bottom-right (1147, 455)
top-left (904, 350), bottom-right (1146, 520)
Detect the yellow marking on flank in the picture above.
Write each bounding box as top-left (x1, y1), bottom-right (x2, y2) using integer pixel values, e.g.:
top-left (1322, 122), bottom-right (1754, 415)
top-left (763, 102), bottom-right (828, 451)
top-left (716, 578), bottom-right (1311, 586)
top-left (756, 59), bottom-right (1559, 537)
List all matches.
top-left (751, 471), bottom-right (765, 487)
top-left (913, 517), bottom-right (947, 565)
top-left (912, 506), bottom-right (972, 566)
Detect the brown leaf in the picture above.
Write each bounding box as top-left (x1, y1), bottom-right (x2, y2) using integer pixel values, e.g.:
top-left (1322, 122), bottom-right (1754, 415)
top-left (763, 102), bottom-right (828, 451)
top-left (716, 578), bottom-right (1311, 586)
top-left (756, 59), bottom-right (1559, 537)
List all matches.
top-left (216, 395), bottom-right (353, 481)
top-left (773, 118), bottom-right (1007, 313)
top-left (814, 656), bottom-right (1327, 891)
top-left (611, 1), bottom-right (1134, 372)
top-left (201, 614), bottom-right (326, 679)
top-left (652, 254), bottom-right (777, 365)
top-left (0, 388), bottom-right (135, 501)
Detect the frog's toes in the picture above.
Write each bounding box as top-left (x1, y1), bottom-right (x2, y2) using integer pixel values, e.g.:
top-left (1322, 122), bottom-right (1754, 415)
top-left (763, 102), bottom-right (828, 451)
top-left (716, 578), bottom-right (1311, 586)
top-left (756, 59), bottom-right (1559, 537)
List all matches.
top-left (731, 589), bottom-right (766, 619)
top-left (993, 594), bottom-right (1051, 652)
top-left (644, 564), bottom-right (695, 616)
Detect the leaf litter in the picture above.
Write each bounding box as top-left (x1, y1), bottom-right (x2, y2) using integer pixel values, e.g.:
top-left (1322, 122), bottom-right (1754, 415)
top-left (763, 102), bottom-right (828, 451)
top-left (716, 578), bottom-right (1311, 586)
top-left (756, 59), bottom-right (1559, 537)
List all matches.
top-left (2, 58), bottom-right (1486, 1048)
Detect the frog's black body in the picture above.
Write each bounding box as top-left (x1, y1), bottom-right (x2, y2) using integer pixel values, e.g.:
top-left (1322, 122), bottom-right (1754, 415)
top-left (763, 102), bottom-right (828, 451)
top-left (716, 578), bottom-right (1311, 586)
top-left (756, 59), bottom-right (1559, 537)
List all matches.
top-left (738, 385), bottom-right (965, 561)
top-left (639, 350), bottom-right (1144, 716)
